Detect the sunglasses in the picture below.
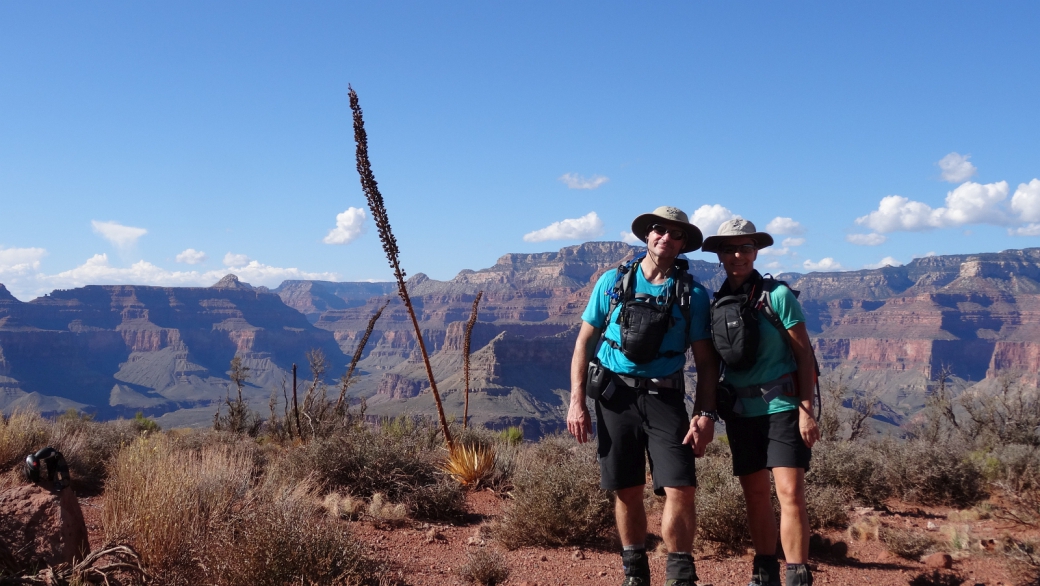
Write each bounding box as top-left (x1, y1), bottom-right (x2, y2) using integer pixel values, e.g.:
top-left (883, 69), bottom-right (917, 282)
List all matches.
top-left (718, 244), bottom-right (758, 255)
top-left (648, 224), bottom-right (686, 240)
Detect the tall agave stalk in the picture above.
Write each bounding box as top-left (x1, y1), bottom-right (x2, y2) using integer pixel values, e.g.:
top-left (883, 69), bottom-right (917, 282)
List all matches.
top-left (335, 298), bottom-right (390, 412)
top-left (462, 291), bottom-right (483, 429)
top-left (349, 86), bottom-right (453, 449)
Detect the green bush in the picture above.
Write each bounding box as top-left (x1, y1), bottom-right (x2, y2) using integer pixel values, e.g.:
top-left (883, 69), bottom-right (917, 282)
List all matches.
top-left (494, 436), bottom-right (612, 549)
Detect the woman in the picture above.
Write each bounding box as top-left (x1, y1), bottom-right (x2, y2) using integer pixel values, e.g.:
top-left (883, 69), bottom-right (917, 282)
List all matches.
top-left (702, 218), bottom-right (820, 586)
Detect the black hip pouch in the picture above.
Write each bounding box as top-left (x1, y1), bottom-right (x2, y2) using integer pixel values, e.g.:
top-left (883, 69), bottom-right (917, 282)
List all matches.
top-left (586, 359), bottom-right (615, 402)
top-left (716, 383), bottom-right (737, 421)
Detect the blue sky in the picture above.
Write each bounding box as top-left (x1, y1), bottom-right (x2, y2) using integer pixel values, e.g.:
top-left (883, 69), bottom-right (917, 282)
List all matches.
top-left (1, 2), bottom-right (1038, 300)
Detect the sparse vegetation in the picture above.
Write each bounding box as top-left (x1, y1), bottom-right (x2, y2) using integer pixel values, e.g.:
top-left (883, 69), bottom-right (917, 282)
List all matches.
top-left (494, 436), bottom-right (612, 549)
top-left (880, 526), bottom-right (938, 559)
top-left (459, 548), bottom-right (510, 585)
top-left (213, 356), bottom-right (262, 436)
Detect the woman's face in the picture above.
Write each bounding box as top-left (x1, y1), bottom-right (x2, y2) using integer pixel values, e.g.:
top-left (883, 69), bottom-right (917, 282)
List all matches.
top-left (717, 237), bottom-right (758, 281)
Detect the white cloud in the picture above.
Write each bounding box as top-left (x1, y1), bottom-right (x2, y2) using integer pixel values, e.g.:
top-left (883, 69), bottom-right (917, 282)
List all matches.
top-left (846, 233), bottom-right (887, 246)
top-left (855, 181), bottom-right (1010, 233)
top-left (620, 231), bottom-right (642, 245)
top-left (758, 247), bottom-right (790, 256)
top-left (323, 207), bottom-right (367, 245)
top-left (224, 252), bottom-right (252, 267)
top-left (1011, 179), bottom-right (1040, 223)
top-left (175, 248), bottom-right (207, 265)
top-left (803, 258), bottom-right (842, 271)
top-left (766, 217), bottom-right (805, 235)
top-left (0, 246), bottom-right (47, 276)
top-left (1011, 224), bottom-right (1040, 236)
top-left (938, 152), bottom-right (977, 183)
top-left (523, 212), bottom-right (604, 242)
top-left (689, 205), bottom-right (739, 234)
top-left (864, 256), bottom-right (902, 269)
top-left (41, 254), bottom-right (337, 292)
top-left (782, 237), bottom-right (805, 247)
top-left (559, 173), bottom-right (609, 190)
top-left (91, 220), bottom-right (147, 249)
top-left (764, 261), bottom-right (783, 270)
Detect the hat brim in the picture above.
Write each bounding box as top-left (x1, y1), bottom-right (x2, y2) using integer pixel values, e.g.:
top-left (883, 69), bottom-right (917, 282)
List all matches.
top-left (701, 233), bottom-right (774, 253)
top-left (631, 214), bottom-right (704, 253)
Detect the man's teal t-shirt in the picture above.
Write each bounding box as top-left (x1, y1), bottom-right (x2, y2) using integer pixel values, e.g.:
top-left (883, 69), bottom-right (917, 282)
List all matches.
top-left (581, 266), bottom-right (711, 378)
top-left (721, 284), bottom-right (804, 417)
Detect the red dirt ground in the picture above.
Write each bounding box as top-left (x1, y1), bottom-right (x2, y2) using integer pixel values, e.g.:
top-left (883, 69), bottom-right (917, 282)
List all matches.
top-left (79, 489), bottom-right (1028, 585)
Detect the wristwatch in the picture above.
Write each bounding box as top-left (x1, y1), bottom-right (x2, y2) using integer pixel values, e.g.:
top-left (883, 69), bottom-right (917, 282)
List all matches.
top-left (697, 410), bottom-right (720, 422)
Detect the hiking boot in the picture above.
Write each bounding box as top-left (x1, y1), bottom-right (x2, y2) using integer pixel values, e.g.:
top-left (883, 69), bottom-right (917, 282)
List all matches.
top-left (621, 548), bottom-right (650, 586)
top-left (748, 554), bottom-right (781, 586)
top-left (664, 580), bottom-right (694, 586)
top-left (785, 563), bottom-right (813, 586)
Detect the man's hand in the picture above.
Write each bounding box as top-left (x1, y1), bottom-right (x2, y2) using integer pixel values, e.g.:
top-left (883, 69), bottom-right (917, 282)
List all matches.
top-left (799, 406), bottom-right (819, 448)
top-left (682, 415), bottom-right (714, 457)
top-left (567, 400), bottom-right (593, 444)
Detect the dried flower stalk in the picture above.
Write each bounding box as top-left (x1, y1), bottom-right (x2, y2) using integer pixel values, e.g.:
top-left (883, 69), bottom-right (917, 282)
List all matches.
top-left (349, 86), bottom-right (453, 449)
top-left (462, 291), bottom-right (483, 429)
top-left (335, 298), bottom-right (390, 411)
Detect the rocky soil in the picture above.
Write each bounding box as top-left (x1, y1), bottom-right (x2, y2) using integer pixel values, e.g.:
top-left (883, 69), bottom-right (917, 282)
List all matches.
top-left (77, 488), bottom-right (1030, 585)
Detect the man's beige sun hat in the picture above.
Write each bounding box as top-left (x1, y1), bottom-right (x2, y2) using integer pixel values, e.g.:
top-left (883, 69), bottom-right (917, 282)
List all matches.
top-left (630, 206), bottom-right (704, 254)
top-left (700, 218), bottom-right (775, 253)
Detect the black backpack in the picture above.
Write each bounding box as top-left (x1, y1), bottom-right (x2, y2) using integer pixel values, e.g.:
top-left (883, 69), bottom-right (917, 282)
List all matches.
top-left (600, 256), bottom-right (695, 365)
top-left (710, 273), bottom-right (794, 371)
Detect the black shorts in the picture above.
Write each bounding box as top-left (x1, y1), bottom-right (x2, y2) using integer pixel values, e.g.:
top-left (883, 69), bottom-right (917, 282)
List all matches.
top-left (594, 383), bottom-right (696, 495)
top-left (727, 408), bottom-right (811, 477)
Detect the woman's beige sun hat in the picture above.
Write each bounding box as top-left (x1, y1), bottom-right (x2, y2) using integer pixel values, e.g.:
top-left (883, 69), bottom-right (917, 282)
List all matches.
top-left (630, 206), bottom-right (704, 254)
top-left (700, 218), bottom-right (774, 253)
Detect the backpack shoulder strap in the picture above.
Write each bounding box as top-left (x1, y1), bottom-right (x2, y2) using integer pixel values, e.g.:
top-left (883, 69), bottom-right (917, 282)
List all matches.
top-left (603, 255), bottom-right (642, 331)
top-left (757, 276), bottom-right (790, 342)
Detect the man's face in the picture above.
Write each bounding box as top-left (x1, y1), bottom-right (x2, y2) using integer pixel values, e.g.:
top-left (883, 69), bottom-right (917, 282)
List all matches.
top-left (646, 222), bottom-right (686, 257)
top-left (717, 237), bottom-right (758, 279)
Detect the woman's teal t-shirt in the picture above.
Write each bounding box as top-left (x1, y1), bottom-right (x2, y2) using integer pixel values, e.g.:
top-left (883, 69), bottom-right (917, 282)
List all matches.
top-left (581, 267), bottom-right (711, 379)
top-left (721, 284), bottom-right (804, 417)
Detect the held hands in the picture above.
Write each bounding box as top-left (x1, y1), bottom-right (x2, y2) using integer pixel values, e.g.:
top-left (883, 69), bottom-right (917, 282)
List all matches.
top-left (799, 405), bottom-right (820, 448)
top-left (683, 415), bottom-right (715, 457)
top-left (567, 400), bottom-right (593, 444)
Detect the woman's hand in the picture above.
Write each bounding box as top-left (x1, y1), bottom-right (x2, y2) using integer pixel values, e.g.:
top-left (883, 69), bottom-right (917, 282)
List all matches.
top-left (799, 405), bottom-right (819, 448)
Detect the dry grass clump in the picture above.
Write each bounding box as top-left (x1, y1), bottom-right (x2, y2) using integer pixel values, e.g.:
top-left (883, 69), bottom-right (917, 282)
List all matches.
top-left (494, 436), bottom-right (612, 549)
top-left (879, 526), bottom-right (939, 559)
top-left (324, 492), bottom-right (365, 520)
top-left (0, 410), bottom-right (50, 468)
top-left (694, 450), bottom-right (751, 553)
top-left (458, 548), bottom-right (510, 585)
top-left (205, 477), bottom-right (372, 585)
top-left (102, 434), bottom-right (254, 574)
top-left (367, 492), bottom-right (408, 527)
top-left (847, 516), bottom-right (881, 542)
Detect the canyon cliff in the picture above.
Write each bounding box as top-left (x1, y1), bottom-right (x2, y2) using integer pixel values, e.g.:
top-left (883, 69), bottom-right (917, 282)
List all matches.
top-left (2, 244), bottom-right (1038, 433)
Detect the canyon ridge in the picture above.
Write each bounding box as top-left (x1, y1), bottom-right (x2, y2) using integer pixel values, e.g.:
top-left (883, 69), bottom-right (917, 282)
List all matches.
top-left (1, 242), bottom-right (1038, 436)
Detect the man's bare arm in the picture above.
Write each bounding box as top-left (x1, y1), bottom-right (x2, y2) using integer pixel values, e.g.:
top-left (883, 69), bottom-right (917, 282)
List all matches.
top-left (567, 321), bottom-right (600, 443)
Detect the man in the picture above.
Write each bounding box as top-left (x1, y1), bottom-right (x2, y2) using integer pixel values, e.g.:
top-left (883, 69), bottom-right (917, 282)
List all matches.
top-left (568, 206), bottom-right (719, 586)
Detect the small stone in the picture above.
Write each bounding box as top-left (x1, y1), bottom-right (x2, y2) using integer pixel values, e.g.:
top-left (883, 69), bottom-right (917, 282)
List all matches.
top-left (926, 521), bottom-right (937, 530)
top-left (540, 555), bottom-right (548, 562)
top-left (599, 571), bottom-right (608, 576)
top-left (424, 528), bottom-right (444, 543)
top-left (572, 549), bottom-right (585, 560)
top-left (923, 552), bottom-right (953, 569)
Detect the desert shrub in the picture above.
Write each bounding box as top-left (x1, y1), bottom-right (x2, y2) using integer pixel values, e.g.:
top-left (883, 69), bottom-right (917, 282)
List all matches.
top-left (205, 477), bottom-right (371, 585)
top-left (495, 436), bottom-right (612, 549)
top-left (695, 452), bottom-right (750, 553)
top-left (268, 419), bottom-right (467, 521)
top-left (880, 439), bottom-right (986, 507)
top-left (459, 548), bottom-right (510, 585)
top-left (407, 476), bottom-right (466, 522)
top-left (103, 434), bottom-right (254, 573)
top-left (498, 426), bottom-right (523, 446)
top-left (443, 443), bottom-right (497, 488)
top-left (880, 526), bottom-right (939, 559)
top-left (806, 483), bottom-right (851, 530)
top-left (807, 440), bottom-right (891, 506)
top-left (999, 536), bottom-right (1040, 585)
top-left (990, 444), bottom-right (1040, 491)
top-left (49, 417), bottom-right (155, 490)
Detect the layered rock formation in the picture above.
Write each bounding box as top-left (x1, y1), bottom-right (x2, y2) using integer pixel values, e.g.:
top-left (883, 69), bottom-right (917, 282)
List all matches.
top-left (2, 244), bottom-right (1038, 433)
top-left (0, 276), bottom-right (347, 421)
